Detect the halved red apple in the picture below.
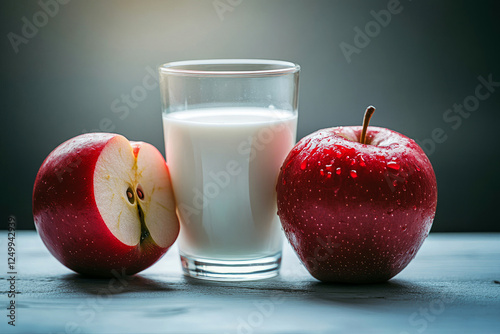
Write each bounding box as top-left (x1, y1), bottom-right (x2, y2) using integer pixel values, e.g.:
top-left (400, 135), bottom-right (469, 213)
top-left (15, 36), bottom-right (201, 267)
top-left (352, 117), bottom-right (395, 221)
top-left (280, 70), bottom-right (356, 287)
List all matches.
top-left (33, 133), bottom-right (179, 277)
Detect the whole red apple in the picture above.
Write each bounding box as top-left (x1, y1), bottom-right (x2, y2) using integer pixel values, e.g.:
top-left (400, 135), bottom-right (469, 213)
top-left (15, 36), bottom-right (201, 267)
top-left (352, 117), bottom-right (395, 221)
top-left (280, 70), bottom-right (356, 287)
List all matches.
top-left (276, 107), bottom-right (437, 283)
top-left (33, 133), bottom-right (179, 277)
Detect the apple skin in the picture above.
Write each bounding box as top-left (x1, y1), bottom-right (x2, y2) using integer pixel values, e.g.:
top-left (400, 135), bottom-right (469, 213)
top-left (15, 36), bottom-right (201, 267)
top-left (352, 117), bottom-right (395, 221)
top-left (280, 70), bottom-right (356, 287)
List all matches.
top-left (33, 133), bottom-right (178, 277)
top-left (276, 126), bottom-right (437, 283)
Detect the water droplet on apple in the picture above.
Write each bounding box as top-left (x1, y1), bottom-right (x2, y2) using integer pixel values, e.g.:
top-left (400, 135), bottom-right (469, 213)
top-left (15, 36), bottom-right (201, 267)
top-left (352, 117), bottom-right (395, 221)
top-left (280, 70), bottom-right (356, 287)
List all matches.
top-left (415, 165), bottom-right (421, 172)
top-left (387, 161), bottom-right (400, 170)
top-left (320, 169), bottom-right (325, 176)
top-left (393, 180), bottom-right (398, 187)
top-left (336, 167), bottom-right (341, 175)
top-left (402, 225), bottom-right (408, 231)
top-left (300, 161), bottom-right (307, 170)
top-left (397, 199), bottom-right (401, 206)
top-left (350, 170), bottom-right (357, 178)
top-left (413, 205), bottom-right (417, 210)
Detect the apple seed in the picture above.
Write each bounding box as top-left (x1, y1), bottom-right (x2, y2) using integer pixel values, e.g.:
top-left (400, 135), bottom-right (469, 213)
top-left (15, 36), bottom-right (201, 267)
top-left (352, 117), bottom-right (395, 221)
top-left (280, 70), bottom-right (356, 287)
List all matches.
top-left (126, 187), bottom-right (135, 205)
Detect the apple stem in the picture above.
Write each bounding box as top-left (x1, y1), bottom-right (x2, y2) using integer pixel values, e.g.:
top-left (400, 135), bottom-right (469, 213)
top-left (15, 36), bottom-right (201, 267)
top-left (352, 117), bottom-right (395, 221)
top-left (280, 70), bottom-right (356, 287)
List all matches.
top-left (360, 106), bottom-right (376, 144)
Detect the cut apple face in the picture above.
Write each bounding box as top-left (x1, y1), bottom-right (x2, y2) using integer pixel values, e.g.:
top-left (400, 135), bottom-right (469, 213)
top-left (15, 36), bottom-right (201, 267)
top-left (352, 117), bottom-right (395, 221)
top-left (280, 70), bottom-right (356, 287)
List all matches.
top-left (93, 135), bottom-right (178, 248)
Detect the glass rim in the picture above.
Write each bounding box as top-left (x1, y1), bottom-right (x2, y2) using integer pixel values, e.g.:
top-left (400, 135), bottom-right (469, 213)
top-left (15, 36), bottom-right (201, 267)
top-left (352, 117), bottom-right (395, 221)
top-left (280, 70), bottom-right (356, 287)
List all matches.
top-left (159, 59), bottom-right (300, 77)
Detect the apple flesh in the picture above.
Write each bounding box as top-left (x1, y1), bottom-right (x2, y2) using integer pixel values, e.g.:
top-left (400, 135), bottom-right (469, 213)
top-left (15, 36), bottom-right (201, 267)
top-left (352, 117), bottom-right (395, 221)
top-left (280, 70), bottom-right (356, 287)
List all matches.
top-left (33, 133), bottom-right (179, 277)
top-left (276, 126), bottom-right (437, 283)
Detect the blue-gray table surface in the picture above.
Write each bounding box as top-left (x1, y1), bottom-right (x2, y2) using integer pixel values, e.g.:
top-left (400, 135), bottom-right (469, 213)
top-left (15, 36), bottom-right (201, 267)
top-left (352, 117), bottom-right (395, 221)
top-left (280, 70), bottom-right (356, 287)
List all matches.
top-left (1, 232), bottom-right (499, 334)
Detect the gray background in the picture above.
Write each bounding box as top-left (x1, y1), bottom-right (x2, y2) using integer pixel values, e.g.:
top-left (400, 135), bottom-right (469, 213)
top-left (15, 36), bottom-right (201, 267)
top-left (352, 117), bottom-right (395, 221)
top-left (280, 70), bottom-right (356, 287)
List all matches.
top-left (1, 0), bottom-right (499, 231)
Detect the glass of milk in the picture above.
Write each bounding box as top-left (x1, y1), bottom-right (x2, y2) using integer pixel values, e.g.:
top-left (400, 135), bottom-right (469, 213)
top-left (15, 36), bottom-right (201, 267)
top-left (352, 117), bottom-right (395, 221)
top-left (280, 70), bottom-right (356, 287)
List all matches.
top-left (159, 59), bottom-right (300, 281)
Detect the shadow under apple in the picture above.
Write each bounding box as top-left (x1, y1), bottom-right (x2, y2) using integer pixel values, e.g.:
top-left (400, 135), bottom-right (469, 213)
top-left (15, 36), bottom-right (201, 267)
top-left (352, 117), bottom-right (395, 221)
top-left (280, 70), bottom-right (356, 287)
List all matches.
top-left (305, 279), bottom-right (454, 307)
top-left (58, 273), bottom-right (174, 296)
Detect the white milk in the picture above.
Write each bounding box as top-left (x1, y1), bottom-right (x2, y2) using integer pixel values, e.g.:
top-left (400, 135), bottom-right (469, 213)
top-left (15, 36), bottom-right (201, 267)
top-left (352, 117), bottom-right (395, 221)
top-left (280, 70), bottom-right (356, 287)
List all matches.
top-left (163, 107), bottom-right (297, 260)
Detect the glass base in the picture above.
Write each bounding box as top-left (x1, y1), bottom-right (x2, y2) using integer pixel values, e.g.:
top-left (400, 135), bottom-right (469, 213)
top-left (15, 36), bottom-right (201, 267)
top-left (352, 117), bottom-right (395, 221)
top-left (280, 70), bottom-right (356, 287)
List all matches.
top-left (180, 252), bottom-right (282, 281)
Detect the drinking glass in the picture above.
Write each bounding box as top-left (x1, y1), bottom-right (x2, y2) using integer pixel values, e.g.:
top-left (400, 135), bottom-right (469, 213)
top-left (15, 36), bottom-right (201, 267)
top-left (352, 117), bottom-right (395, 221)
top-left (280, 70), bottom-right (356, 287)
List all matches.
top-left (159, 59), bottom-right (300, 280)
